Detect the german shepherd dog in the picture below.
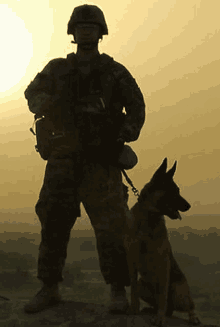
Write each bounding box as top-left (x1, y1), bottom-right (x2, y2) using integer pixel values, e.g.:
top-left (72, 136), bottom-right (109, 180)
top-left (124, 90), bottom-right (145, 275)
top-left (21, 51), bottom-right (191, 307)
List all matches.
top-left (124, 158), bottom-right (201, 326)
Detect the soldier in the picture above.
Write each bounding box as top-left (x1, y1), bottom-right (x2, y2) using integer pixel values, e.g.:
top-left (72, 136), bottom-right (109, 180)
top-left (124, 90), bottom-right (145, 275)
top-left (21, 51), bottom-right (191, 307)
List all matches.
top-left (24, 4), bottom-right (145, 314)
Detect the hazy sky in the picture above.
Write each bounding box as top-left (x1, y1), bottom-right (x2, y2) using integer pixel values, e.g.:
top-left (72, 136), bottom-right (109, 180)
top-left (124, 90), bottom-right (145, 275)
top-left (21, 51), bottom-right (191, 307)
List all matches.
top-left (2, 0), bottom-right (220, 102)
top-left (0, 0), bottom-right (220, 224)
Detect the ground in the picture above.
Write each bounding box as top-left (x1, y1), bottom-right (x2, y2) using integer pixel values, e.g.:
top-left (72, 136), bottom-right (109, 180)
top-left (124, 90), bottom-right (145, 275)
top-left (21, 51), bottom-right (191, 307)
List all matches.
top-left (0, 281), bottom-right (219, 327)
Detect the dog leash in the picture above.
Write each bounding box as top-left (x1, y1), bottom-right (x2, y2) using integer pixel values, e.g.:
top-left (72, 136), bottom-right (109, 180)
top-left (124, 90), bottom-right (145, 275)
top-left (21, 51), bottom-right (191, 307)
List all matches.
top-left (121, 169), bottom-right (140, 198)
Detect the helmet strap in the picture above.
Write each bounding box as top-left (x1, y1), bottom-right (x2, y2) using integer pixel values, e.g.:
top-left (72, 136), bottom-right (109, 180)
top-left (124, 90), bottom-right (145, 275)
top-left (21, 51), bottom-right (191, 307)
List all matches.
top-left (71, 35), bottom-right (100, 50)
top-left (71, 29), bottom-right (102, 46)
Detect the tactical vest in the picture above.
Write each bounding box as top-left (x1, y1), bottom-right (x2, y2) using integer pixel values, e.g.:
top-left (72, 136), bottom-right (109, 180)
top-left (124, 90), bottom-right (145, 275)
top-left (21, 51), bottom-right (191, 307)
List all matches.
top-left (64, 53), bottom-right (119, 148)
top-left (32, 53), bottom-right (126, 160)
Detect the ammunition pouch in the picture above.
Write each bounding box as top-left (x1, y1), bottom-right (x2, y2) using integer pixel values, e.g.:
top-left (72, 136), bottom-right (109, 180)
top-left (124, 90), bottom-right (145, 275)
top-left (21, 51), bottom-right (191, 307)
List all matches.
top-left (73, 99), bottom-right (138, 169)
top-left (110, 141), bottom-right (138, 170)
top-left (30, 113), bottom-right (138, 169)
top-left (30, 115), bottom-right (53, 160)
top-left (116, 144), bottom-right (138, 170)
top-left (75, 112), bottom-right (113, 148)
top-left (74, 96), bottom-right (115, 148)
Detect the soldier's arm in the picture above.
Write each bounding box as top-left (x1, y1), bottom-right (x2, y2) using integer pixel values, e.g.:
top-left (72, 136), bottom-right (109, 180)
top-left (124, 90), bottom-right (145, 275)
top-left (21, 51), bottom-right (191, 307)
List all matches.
top-left (113, 63), bottom-right (146, 142)
top-left (24, 58), bottom-right (64, 115)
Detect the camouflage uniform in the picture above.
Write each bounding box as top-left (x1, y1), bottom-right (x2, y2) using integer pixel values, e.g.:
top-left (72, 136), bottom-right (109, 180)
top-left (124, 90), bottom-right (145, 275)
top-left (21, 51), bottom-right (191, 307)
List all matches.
top-left (25, 52), bottom-right (145, 287)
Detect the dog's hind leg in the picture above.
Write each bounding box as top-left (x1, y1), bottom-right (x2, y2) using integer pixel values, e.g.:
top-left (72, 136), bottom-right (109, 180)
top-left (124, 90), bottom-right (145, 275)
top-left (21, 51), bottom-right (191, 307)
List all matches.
top-left (171, 280), bottom-right (201, 325)
top-left (169, 253), bottom-right (202, 324)
top-left (188, 310), bottom-right (202, 326)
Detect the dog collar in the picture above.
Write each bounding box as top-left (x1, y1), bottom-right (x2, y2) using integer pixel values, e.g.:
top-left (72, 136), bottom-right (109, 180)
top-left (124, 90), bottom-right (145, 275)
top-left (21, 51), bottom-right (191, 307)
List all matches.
top-left (137, 198), bottom-right (161, 214)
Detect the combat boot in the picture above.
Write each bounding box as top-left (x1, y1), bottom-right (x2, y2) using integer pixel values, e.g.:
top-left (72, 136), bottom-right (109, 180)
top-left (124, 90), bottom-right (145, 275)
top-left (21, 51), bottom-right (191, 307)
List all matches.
top-left (108, 283), bottom-right (129, 314)
top-left (24, 283), bottom-right (62, 313)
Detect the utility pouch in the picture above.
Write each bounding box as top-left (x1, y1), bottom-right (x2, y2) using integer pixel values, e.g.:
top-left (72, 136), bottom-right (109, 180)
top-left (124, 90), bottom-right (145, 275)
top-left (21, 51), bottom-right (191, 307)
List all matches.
top-left (111, 140), bottom-right (138, 170)
top-left (30, 115), bottom-right (53, 160)
top-left (117, 144), bottom-right (138, 170)
top-left (74, 96), bottom-right (113, 148)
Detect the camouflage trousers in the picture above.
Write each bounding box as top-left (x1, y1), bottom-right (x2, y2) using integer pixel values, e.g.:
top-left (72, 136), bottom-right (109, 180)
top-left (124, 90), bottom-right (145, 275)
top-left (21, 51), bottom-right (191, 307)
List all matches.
top-left (35, 153), bottom-right (131, 287)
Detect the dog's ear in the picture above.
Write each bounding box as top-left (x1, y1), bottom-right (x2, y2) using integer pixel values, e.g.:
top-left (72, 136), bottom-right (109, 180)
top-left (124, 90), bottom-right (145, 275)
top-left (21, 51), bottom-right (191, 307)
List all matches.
top-left (166, 161), bottom-right (177, 179)
top-left (152, 158), bottom-right (167, 179)
top-left (160, 157), bottom-right (168, 172)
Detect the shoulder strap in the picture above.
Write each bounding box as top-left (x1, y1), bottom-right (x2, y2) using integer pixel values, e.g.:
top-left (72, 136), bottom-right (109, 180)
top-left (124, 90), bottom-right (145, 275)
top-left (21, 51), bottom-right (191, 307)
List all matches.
top-left (100, 53), bottom-right (114, 64)
top-left (99, 53), bottom-right (114, 72)
top-left (66, 52), bottom-right (78, 70)
top-left (66, 52), bottom-right (114, 71)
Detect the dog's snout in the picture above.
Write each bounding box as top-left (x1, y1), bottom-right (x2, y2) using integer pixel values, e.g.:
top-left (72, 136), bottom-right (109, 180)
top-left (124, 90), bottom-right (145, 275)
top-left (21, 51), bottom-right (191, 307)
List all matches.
top-left (179, 200), bottom-right (191, 212)
top-left (175, 195), bottom-right (191, 212)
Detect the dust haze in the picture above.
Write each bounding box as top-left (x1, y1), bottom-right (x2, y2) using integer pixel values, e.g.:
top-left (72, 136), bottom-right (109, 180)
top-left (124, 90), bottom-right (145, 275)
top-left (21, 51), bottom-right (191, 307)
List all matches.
top-left (0, 0), bottom-right (219, 228)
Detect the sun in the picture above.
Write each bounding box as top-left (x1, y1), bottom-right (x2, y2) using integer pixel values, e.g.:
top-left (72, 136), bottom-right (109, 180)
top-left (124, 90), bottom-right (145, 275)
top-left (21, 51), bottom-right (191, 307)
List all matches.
top-left (0, 5), bottom-right (33, 93)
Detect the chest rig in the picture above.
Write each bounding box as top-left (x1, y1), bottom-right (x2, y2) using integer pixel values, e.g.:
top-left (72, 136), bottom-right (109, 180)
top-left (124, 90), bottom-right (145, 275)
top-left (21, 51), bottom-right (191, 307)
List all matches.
top-left (30, 53), bottom-right (126, 160)
top-left (64, 53), bottom-right (114, 147)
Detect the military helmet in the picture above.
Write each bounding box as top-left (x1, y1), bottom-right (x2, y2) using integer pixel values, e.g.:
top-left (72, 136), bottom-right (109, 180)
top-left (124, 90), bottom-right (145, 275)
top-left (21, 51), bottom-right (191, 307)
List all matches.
top-left (67, 4), bottom-right (108, 36)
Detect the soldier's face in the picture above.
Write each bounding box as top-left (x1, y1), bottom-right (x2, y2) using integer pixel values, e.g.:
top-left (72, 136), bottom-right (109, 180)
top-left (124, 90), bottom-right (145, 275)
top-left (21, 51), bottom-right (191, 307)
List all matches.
top-left (74, 23), bottom-right (101, 45)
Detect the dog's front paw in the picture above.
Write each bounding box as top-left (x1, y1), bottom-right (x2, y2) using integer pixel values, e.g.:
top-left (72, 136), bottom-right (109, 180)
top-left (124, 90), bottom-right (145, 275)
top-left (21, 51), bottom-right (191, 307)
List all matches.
top-left (151, 314), bottom-right (166, 327)
top-left (188, 316), bottom-right (202, 326)
top-left (126, 304), bottom-right (140, 315)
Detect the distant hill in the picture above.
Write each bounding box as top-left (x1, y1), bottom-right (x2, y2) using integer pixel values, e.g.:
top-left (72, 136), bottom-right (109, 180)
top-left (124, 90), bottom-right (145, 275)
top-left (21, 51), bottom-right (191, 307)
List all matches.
top-left (0, 214), bottom-right (220, 234)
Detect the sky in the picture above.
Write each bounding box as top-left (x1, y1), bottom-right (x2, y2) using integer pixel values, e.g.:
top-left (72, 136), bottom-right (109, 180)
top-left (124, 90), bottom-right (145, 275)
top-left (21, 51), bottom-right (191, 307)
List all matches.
top-left (0, 0), bottom-right (220, 228)
top-left (2, 0), bottom-right (220, 101)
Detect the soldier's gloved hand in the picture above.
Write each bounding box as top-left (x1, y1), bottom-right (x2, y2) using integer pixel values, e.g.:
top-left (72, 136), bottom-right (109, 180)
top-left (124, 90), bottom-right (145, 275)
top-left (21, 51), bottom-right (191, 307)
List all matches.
top-left (116, 138), bottom-right (125, 145)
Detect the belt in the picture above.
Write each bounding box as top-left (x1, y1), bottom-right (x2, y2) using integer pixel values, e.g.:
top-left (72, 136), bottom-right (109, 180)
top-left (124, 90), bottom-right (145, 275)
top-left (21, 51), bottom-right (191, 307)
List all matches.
top-left (50, 131), bottom-right (83, 154)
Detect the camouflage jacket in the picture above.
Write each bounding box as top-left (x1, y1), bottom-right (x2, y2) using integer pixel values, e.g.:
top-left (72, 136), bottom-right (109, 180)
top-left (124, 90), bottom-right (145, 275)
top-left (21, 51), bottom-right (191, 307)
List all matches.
top-left (24, 52), bottom-right (145, 143)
